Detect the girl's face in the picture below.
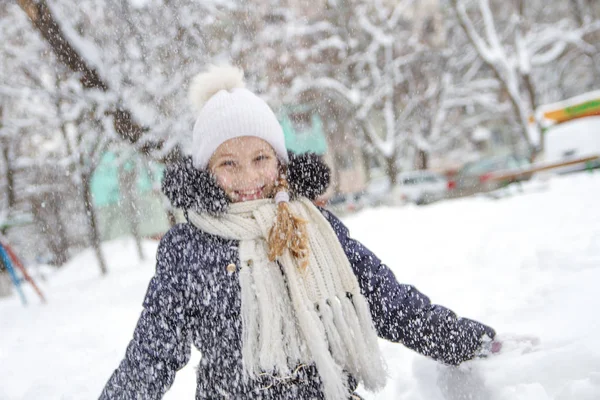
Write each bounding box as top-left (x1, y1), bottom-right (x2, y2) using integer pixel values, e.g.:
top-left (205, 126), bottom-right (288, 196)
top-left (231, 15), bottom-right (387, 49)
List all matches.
top-left (208, 136), bottom-right (280, 202)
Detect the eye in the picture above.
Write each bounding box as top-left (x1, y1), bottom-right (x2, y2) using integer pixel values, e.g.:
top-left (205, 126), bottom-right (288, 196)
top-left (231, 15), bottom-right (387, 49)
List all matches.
top-left (255, 154), bottom-right (270, 162)
top-left (220, 160), bottom-right (236, 167)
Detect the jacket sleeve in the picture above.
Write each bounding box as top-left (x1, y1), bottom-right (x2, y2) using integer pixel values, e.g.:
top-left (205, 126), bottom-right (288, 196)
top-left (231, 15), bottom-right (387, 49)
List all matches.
top-left (323, 209), bottom-right (496, 366)
top-left (100, 227), bottom-right (193, 399)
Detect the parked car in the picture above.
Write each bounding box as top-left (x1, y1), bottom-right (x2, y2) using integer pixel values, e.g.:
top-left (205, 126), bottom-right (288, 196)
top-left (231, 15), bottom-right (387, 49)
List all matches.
top-left (448, 154), bottom-right (531, 197)
top-left (393, 171), bottom-right (448, 205)
top-left (363, 170), bottom-right (448, 206)
top-left (326, 191), bottom-right (366, 214)
top-left (364, 174), bottom-right (392, 206)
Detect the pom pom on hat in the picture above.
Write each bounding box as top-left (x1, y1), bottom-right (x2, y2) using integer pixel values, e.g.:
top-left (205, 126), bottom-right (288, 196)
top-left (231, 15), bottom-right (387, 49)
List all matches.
top-left (188, 65), bottom-right (245, 113)
top-left (188, 64), bottom-right (289, 169)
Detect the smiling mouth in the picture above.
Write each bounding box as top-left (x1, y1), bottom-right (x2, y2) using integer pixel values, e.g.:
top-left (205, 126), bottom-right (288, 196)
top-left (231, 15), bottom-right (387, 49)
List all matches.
top-left (234, 186), bottom-right (265, 201)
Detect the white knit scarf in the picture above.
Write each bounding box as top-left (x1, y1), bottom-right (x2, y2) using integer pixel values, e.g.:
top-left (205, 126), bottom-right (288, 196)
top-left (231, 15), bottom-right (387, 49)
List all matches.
top-left (188, 197), bottom-right (386, 400)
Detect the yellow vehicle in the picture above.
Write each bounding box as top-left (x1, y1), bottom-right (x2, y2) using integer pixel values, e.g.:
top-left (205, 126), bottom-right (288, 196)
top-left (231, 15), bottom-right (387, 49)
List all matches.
top-left (536, 90), bottom-right (600, 171)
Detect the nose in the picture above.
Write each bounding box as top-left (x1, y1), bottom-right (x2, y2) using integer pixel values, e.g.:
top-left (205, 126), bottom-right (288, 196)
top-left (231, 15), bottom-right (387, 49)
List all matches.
top-left (236, 165), bottom-right (262, 188)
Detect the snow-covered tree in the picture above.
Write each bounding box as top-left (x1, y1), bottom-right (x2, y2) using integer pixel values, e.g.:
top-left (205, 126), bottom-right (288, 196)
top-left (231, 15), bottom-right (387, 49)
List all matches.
top-left (267, 0), bottom-right (437, 182)
top-left (3, 3), bottom-right (120, 272)
top-left (1, 3), bottom-right (70, 265)
top-left (450, 0), bottom-right (600, 156)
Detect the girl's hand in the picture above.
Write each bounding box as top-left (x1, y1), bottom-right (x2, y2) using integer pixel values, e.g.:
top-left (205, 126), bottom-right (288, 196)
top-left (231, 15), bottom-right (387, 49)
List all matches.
top-left (477, 333), bottom-right (540, 358)
top-left (475, 334), bottom-right (501, 358)
top-left (490, 340), bottom-right (503, 354)
top-left (496, 334), bottom-right (540, 354)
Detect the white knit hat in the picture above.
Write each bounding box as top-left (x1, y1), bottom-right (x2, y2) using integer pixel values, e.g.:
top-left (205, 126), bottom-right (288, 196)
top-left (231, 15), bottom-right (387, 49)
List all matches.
top-left (188, 65), bottom-right (289, 169)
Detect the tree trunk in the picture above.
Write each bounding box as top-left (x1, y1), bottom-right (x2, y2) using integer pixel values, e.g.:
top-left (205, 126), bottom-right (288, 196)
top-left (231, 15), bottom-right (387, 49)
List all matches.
top-left (1, 137), bottom-right (16, 235)
top-left (415, 149), bottom-right (429, 170)
top-left (29, 194), bottom-right (69, 266)
top-left (119, 165), bottom-right (144, 261)
top-left (385, 154), bottom-right (399, 186)
top-left (48, 193), bottom-right (70, 266)
top-left (81, 173), bottom-right (108, 275)
top-left (490, 64), bottom-right (537, 158)
top-left (517, 1), bottom-right (542, 156)
top-left (360, 147), bottom-right (372, 181)
top-left (331, 152), bottom-right (342, 194)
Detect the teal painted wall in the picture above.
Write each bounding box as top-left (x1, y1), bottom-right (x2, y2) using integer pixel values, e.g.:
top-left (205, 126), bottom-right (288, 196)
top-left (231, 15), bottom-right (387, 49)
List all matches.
top-left (90, 153), bottom-right (169, 240)
top-left (281, 114), bottom-right (327, 155)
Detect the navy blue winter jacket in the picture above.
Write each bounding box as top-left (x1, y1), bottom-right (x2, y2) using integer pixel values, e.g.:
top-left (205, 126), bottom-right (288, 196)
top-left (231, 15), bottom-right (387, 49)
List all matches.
top-left (100, 209), bottom-right (495, 400)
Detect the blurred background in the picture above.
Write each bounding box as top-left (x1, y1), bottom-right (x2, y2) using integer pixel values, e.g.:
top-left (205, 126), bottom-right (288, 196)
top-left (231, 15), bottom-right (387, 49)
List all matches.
top-left (1, 0), bottom-right (599, 273)
top-left (1, 2), bottom-right (600, 398)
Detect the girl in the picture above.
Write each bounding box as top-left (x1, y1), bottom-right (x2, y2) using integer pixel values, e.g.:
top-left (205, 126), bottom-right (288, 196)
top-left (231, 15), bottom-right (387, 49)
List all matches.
top-left (100, 65), bottom-right (499, 400)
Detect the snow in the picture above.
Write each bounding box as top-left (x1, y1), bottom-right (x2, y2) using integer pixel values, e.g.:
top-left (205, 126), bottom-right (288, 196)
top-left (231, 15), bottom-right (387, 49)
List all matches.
top-left (290, 77), bottom-right (361, 107)
top-left (2, 172), bottom-right (600, 399)
top-left (471, 126), bottom-right (491, 142)
top-left (128, 0), bottom-right (151, 9)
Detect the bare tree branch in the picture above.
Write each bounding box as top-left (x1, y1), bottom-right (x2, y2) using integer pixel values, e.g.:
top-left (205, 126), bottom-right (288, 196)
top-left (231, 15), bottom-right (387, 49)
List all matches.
top-left (17, 0), bottom-right (179, 162)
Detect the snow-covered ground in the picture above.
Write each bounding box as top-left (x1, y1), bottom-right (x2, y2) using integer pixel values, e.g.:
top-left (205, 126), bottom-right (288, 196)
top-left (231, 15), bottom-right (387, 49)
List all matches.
top-left (1, 172), bottom-right (599, 400)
